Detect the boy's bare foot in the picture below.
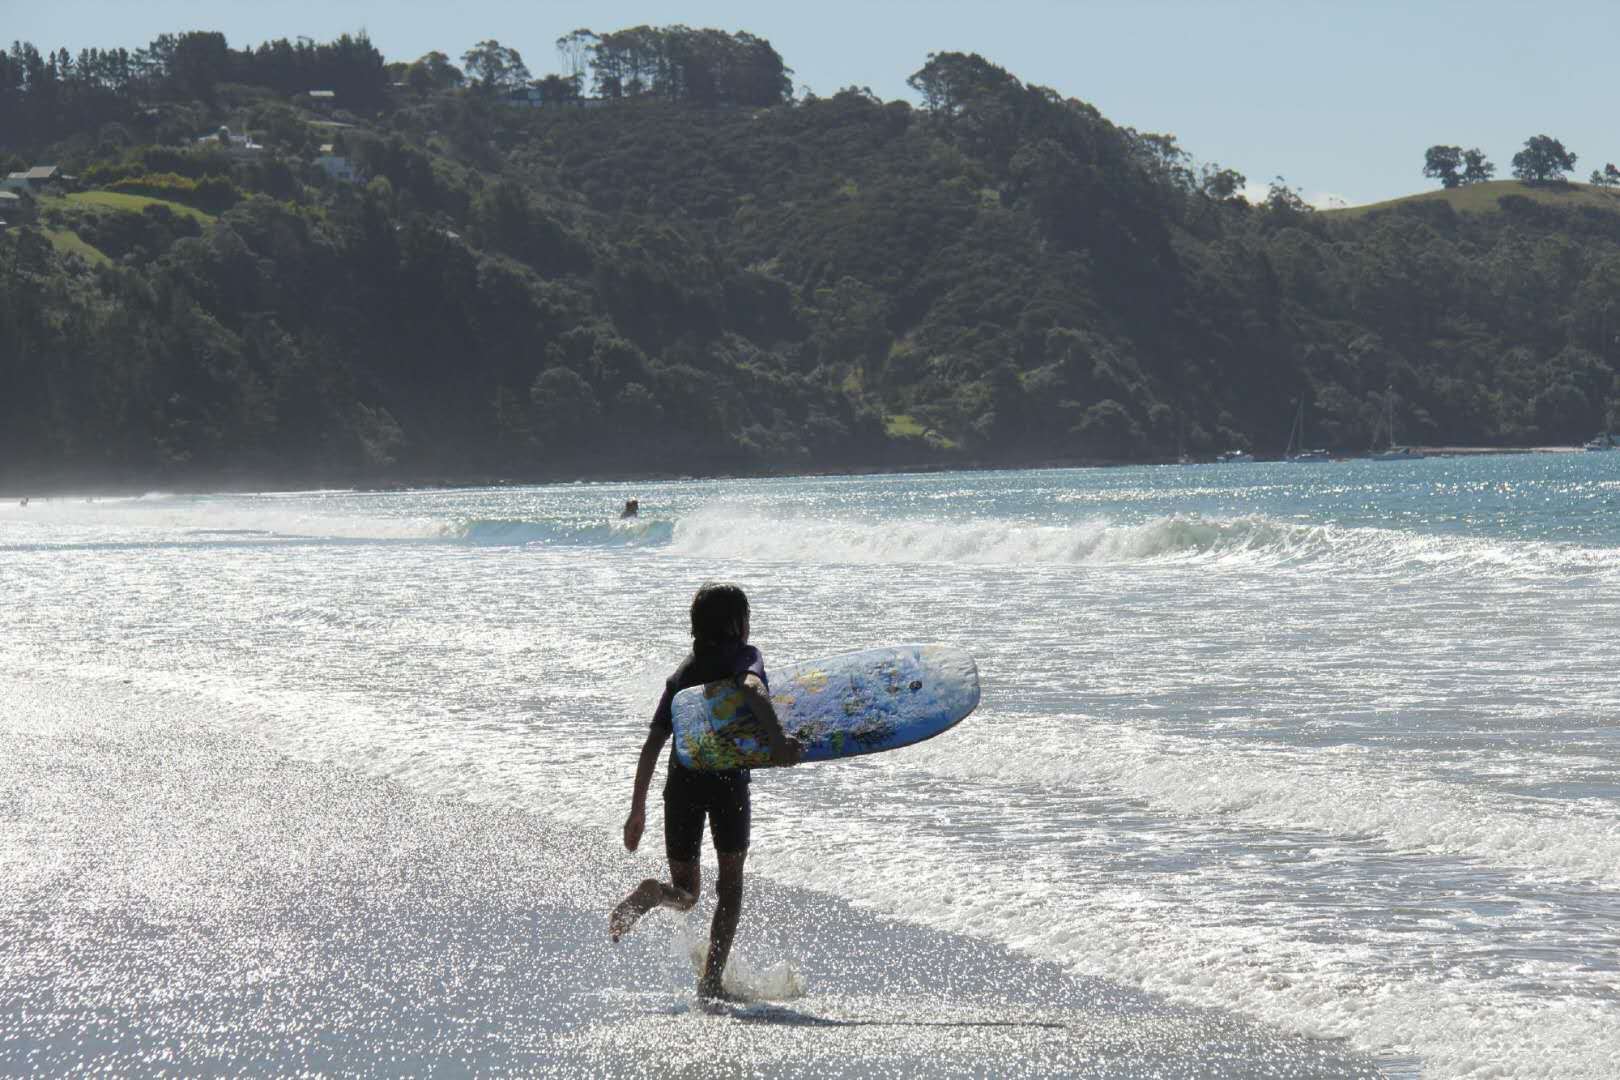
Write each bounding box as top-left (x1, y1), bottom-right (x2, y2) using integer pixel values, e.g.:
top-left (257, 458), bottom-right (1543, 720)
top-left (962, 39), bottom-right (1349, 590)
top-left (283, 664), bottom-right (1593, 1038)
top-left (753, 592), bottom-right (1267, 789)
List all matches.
top-left (696, 977), bottom-right (742, 1007)
top-left (609, 880), bottom-right (660, 942)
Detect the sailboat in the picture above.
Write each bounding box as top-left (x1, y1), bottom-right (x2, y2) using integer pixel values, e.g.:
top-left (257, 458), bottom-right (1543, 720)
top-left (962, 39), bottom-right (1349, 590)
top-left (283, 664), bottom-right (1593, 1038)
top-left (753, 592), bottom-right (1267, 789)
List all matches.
top-left (1284, 398), bottom-right (1331, 462)
top-left (1369, 388), bottom-right (1425, 461)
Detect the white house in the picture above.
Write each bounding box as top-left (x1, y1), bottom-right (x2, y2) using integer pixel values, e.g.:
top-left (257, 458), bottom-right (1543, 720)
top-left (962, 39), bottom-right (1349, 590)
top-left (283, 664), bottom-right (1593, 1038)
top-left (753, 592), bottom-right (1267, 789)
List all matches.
top-left (196, 127), bottom-right (263, 157)
top-left (2, 165), bottom-right (60, 193)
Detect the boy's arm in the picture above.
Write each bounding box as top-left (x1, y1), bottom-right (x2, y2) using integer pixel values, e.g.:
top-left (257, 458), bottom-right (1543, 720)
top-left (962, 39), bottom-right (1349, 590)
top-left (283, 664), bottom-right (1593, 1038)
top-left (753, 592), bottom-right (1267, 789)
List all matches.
top-left (623, 726), bottom-right (669, 852)
top-left (741, 673), bottom-right (802, 765)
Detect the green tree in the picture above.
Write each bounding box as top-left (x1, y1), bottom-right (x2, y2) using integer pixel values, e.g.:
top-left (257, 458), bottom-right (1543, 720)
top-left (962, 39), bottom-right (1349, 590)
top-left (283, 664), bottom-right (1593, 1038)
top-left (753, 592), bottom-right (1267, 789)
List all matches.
top-left (353, 402), bottom-right (405, 469)
top-left (906, 51), bottom-right (1019, 120)
top-left (1128, 130), bottom-right (1195, 192)
top-left (168, 31), bottom-right (230, 101)
top-left (1512, 135), bottom-right (1577, 184)
top-left (1423, 144), bottom-right (1463, 188)
top-left (1265, 177), bottom-right (1311, 214)
top-left (1461, 148), bottom-right (1495, 184)
top-left (1199, 163), bottom-right (1246, 200)
top-left (555, 29), bottom-right (597, 85)
top-left (251, 101), bottom-right (316, 155)
top-left (535, 73), bottom-right (580, 103)
top-left (405, 51), bottom-right (463, 95)
top-left (461, 40), bottom-right (530, 93)
top-left (530, 365), bottom-right (601, 456)
top-left (1589, 163), bottom-right (1620, 188)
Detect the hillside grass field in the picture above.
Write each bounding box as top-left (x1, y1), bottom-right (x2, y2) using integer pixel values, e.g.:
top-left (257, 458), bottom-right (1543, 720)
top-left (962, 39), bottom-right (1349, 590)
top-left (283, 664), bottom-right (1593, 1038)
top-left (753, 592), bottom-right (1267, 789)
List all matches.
top-left (41, 190), bottom-right (217, 224)
top-left (1328, 179), bottom-right (1620, 219)
top-left (41, 227), bottom-right (111, 266)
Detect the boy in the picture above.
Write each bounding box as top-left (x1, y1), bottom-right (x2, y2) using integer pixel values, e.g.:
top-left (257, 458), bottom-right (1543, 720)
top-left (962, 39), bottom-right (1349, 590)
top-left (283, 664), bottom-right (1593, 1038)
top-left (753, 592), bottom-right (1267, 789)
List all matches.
top-left (610, 583), bottom-right (801, 1001)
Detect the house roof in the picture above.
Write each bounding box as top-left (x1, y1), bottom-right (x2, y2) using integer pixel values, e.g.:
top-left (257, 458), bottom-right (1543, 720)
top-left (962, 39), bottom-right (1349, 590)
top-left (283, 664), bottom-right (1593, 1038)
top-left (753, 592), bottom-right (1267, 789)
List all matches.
top-left (0, 191), bottom-right (22, 201)
top-left (22, 166), bottom-right (58, 180)
top-left (308, 90), bottom-right (336, 99)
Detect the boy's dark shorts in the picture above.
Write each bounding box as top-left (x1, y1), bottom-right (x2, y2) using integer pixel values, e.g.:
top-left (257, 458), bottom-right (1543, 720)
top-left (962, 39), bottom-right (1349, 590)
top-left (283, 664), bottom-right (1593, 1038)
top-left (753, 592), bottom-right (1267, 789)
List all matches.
top-left (663, 765), bottom-right (751, 861)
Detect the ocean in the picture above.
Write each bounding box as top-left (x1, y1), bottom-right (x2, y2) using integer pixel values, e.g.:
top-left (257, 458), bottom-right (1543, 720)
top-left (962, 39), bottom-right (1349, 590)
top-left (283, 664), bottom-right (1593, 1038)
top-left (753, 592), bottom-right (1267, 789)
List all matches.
top-left (2, 454), bottom-right (1617, 1078)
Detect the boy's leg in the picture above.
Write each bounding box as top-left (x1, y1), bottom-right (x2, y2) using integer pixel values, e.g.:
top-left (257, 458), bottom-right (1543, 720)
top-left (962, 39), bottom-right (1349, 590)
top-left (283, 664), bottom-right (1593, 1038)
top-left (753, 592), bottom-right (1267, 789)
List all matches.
top-left (697, 777), bottom-right (752, 999)
top-left (609, 862), bottom-right (699, 942)
top-left (697, 850), bottom-right (746, 1000)
top-left (611, 781), bottom-right (706, 942)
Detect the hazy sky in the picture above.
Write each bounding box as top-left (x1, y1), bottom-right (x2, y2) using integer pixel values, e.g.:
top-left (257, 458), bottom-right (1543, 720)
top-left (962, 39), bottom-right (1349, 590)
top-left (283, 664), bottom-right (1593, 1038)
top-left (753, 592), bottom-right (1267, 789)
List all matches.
top-left (12, 0), bottom-right (1620, 207)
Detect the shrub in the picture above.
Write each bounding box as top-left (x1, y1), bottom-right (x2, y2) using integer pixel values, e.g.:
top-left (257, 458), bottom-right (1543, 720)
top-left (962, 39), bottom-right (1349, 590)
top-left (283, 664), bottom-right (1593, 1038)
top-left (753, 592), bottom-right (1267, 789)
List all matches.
top-left (106, 172), bottom-right (242, 213)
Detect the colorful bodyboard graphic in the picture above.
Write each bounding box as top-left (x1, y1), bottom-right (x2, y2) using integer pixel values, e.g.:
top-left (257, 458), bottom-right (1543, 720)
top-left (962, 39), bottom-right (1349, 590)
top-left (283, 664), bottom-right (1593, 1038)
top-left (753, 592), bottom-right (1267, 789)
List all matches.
top-left (672, 645), bottom-right (980, 770)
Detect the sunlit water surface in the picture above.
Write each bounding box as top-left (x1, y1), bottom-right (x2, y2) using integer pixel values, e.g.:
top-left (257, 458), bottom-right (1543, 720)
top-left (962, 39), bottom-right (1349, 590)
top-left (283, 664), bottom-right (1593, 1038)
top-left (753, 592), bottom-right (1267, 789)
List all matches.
top-left (3, 453), bottom-right (1618, 1078)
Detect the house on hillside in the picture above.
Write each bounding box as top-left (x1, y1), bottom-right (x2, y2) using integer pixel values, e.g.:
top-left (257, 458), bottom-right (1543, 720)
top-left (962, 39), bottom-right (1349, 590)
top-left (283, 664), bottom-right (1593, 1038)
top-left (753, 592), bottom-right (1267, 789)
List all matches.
top-left (0, 189), bottom-right (35, 223)
top-left (313, 144), bottom-right (359, 183)
top-left (2, 165), bottom-right (62, 194)
top-left (195, 126), bottom-right (263, 157)
top-left (500, 86), bottom-right (546, 108)
top-left (306, 89), bottom-right (336, 113)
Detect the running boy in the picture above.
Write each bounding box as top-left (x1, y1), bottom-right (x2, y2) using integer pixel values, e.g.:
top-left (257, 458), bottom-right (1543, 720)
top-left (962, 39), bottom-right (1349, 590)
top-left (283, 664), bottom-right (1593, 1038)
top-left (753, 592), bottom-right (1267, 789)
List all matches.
top-left (610, 583), bottom-right (801, 1001)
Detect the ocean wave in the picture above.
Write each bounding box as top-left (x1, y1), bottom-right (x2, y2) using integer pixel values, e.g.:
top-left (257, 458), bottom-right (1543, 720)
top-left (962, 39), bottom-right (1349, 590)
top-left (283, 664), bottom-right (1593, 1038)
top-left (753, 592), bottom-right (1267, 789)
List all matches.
top-left (665, 508), bottom-right (1612, 577)
top-left (450, 517), bottom-right (674, 547)
top-left (2, 496), bottom-right (676, 548)
top-left (164, 511), bottom-right (673, 547)
top-left (18, 493), bottom-right (1611, 575)
top-left (167, 511), bottom-right (675, 547)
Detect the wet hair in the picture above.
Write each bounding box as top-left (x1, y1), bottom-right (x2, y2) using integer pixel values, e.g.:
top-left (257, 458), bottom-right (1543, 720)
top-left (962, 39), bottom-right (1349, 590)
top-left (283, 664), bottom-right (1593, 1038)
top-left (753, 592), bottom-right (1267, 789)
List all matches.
top-left (690, 582), bottom-right (750, 652)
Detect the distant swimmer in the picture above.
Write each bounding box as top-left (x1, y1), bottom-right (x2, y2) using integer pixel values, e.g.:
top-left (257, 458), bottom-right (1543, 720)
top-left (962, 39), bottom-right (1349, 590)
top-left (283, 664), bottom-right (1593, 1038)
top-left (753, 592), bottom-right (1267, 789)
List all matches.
top-left (620, 498), bottom-right (639, 519)
top-left (18, 497), bottom-right (27, 507)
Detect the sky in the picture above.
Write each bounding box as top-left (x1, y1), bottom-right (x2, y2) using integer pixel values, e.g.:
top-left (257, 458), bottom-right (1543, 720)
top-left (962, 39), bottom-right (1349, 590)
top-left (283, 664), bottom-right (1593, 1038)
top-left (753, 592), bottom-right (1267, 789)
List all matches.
top-left (10, 0), bottom-right (1620, 207)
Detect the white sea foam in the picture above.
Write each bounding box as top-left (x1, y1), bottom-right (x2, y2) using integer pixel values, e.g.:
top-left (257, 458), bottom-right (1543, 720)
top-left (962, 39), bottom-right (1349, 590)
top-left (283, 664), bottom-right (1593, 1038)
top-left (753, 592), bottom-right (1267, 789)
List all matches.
top-left (754, 789), bottom-right (1620, 1080)
top-left (0, 497), bottom-right (678, 548)
top-left (0, 497), bottom-right (447, 542)
top-left (673, 922), bottom-right (808, 1003)
top-left (666, 507), bottom-right (1617, 580)
top-left (902, 721), bottom-right (1620, 886)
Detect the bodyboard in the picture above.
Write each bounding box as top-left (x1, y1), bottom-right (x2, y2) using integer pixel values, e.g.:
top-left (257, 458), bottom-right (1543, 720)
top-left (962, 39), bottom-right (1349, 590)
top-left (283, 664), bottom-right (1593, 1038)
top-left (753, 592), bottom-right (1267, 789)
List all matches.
top-left (672, 645), bottom-right (980, 770)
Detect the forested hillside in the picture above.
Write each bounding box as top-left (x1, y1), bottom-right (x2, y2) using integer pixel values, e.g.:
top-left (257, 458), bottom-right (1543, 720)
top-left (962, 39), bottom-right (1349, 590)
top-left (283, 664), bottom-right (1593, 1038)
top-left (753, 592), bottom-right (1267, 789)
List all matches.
top-left (2, 29), bottom-right (1617, 490)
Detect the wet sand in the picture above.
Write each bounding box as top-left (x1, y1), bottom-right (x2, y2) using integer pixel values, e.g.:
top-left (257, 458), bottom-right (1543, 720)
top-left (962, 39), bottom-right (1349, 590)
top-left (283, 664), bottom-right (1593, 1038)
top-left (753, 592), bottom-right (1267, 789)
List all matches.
top-left (1, 674), bottom-right (1390, 1077)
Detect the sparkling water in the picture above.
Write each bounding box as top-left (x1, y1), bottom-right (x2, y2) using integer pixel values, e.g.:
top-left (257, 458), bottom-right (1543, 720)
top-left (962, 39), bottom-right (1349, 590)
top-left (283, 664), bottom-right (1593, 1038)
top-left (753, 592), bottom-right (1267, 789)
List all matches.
top-left (3, 453), bottom-right (1617, 1078)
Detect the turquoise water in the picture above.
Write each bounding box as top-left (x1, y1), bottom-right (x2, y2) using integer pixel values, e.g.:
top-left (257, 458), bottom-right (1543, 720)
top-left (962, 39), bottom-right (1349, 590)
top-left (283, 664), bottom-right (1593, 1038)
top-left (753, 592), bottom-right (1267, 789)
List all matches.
top-left (2, 451), bottom-right (1617, 1078)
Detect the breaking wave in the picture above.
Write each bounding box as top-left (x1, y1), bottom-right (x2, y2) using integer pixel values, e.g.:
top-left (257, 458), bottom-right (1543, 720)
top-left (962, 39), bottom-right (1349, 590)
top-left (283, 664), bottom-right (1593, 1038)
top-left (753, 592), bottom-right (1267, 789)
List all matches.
top-left (664, 508), bottom-right (1613, 577)
top-left (450, 517), bottom-right (674, 547)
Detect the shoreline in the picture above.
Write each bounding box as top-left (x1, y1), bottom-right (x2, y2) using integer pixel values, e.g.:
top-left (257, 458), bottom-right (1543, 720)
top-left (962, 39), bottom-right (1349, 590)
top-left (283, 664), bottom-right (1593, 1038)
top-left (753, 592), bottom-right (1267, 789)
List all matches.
top-left (1, 671), bottom-right (1392, 1078)
top-left (0, 443), bottom-right (1597, 501)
